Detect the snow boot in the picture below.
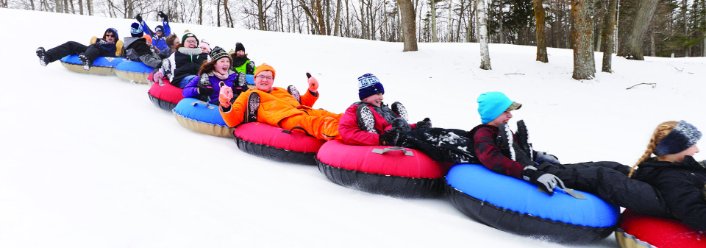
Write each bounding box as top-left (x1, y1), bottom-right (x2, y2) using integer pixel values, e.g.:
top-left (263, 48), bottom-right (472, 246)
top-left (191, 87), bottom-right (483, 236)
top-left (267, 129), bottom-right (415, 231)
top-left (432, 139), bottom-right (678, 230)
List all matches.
top-left (356, 104), bottom-right (377, 133)
top-left (78, 54), bottom-right (90, 71)
top-left (161, 59), bottom-right (172, 77)
top-left (515, 120), bottom-right (534, 161)
top-left (36, 47), bottom-right (47, 66)
top-left (287, 85), bottom-right (301, 103)
top-left (245, 92), bottom-right (260, 123)
top-left (391, 101), bottom-right (408, 121)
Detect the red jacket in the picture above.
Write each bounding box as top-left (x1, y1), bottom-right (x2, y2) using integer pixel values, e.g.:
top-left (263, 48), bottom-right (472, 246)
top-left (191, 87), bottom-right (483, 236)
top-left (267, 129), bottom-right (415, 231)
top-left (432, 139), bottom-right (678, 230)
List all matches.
top-left (339, 102), bottom-right (393, 146)
top-left (470, 124), bottom-right (524, 178)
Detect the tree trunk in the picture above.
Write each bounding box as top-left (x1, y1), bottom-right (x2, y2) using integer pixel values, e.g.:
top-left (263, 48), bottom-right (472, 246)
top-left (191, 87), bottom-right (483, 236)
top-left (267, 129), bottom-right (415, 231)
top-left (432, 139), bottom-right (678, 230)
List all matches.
top-left (258, 0), bottom-right (266, 30)
top-left (624, 0), bottom-right (658, 60)
top-left (456, 0), bottom-right (465, 42)
top-left (398, 0), bottom-right (418, 51)
top-left (601, 0), bottom-right (617, 72)
top-left (571, 0), bottom-right (595, 80)
top-left (78, 0), bottom-right (82, 14)
top-left (333, 0), bottom-right (342, 36)
top-left (224, 0), bottom-right (234, 28)
top-left (87, 0), bottom-right (92, 15)
top-left (683, 0), bottom-right (689, 57)
top-left (650, 30), bottom-right (656, 57)
top-left (314, 0), bottom-right (327, 34)
top-left (431, 0), bottom-right (438, 42)
top-left (533, 0), bottom-right (548, 62)
top-left (198, 0), bottom-right (203, 25)
top-left (477, 0), bottom-right (492, 70)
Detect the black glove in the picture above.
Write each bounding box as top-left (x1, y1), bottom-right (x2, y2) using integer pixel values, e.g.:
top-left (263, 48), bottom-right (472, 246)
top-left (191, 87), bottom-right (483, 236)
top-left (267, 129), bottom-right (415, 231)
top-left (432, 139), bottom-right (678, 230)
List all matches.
top-left (135, 14), bottom-right (143, 23)
top-left (415, 118), bottom-right (432, 129)
top-left (158, 11), bottom-right (168, 20)
top-left (522, 165), bottom-right (565, 195)
top-left (197, 76), bottom-right (214, 99)
top-left (391, 117), bottom-right (411, 133)
top-left (534, 151), bottom-right (560, 165)
top-left (379, 128), bottom-right (408, 146)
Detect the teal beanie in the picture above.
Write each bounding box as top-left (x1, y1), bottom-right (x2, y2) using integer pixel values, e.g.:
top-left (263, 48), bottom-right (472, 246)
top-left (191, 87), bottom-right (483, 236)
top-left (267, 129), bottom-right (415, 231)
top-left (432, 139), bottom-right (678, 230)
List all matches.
top-left (477, 92), bottom-right (521, 124)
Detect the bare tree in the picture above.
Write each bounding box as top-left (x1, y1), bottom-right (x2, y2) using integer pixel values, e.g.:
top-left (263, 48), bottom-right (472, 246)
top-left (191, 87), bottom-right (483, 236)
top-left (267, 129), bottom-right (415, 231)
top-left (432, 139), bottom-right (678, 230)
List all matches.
top-left (333, 0), bottom-right (342, 35)
top-left (571, 0), bottom-right (595, 80)
top-left (623, 0), bottom-right (658, 60)
top-left (477, 0), bottom-right (491, 70)
top-left (430, 0), bottom-right (438, 41)
top-left (533, 0), bottom-right (548, 62)
top-left (198, 0), bottom-right (203, 24)
top-left (398, 0), bottom-right (418, 51)
top-left (601, 0), bottom-right (617, 72)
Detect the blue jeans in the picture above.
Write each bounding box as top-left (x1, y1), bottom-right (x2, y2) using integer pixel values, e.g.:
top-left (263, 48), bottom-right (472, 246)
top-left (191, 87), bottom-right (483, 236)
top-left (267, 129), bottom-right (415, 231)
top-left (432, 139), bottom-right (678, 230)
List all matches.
top-left (178, 75), bottom-right (197, 88)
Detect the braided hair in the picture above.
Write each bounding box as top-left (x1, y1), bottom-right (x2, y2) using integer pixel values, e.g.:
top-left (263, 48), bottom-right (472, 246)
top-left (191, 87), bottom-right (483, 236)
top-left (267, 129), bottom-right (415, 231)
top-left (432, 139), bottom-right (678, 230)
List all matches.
top-left (628, 121), bottom-right (678, 177)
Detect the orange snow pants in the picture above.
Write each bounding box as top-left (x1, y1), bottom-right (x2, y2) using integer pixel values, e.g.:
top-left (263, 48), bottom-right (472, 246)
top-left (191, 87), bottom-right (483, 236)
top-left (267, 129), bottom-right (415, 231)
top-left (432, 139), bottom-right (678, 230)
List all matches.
top-left (279, 109), bottom-right (342, 140)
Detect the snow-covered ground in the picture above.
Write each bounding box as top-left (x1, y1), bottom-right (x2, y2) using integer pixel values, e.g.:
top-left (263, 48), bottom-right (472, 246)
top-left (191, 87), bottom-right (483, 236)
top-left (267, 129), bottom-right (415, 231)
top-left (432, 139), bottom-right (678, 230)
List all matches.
top-left (1, 8), bottom-right (704, 248)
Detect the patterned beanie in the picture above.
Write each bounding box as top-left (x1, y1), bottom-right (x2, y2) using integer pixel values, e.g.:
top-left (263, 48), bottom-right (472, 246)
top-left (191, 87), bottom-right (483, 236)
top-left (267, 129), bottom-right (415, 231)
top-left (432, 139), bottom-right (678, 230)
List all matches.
top-left (210, 46), bottom-right (231, 63)
top-left (130, 23), bottom-right (143, 37)
top-left (654, 120), bottom-right (702, 156)
top-left (477, 92), bottom-right (522, 124)
top-left (357, 73), bottom-right (384, 100)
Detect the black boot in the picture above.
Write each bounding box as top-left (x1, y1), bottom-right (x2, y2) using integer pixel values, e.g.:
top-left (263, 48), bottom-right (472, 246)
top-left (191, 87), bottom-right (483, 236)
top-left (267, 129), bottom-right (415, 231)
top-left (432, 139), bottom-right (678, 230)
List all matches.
top-left (36, 47), bottom-right (48, 66)
top-left (515, 120), bottom-right (534, 161)
top-left (287, 85), bottom-right (301, 103)
top-left (245, 92), bottom-right (260, 123)
top-left (391, 101), bottom-right (408, 121)
top-left (79, 53), bottom-right (90, 70)
top-left (356, 104), bottom-right (377, 133)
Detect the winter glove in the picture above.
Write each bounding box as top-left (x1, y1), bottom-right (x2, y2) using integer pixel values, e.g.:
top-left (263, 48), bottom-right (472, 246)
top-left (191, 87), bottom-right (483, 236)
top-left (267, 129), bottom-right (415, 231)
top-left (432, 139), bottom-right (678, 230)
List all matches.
top-left (153, 69), bottom-right (165, 84)
top-left (158, 11), bottom-right (168, 20)
top-left (415, 118), bottom-right (432, 129)
top-left (522, 165), bottom-right (565, 195)
top-left (135, 14), bottom-right (143, 23)
top-left (379, 127), bottom-right (407, 147)
top-left (307, 76), bottom-right (319, 92)
top-left (218, 84), bottom-right (234, 108)
top-left (197, 76), bottom-right (214, 99)
top-left (391, 117), bottom-right (411, 133)
top-left (534, 151), bottom-right (560, 165)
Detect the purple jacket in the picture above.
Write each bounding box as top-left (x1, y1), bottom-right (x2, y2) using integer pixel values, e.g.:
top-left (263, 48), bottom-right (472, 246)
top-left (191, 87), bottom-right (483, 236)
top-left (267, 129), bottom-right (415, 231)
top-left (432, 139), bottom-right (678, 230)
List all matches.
top-left (182, 72), bottom-right (246, 105)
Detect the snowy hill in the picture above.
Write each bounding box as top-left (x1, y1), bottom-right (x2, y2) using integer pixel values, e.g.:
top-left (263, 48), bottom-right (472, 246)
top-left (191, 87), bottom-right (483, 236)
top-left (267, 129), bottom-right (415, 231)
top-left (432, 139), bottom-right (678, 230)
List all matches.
top-left (1, 8), bottom-right (704, 248)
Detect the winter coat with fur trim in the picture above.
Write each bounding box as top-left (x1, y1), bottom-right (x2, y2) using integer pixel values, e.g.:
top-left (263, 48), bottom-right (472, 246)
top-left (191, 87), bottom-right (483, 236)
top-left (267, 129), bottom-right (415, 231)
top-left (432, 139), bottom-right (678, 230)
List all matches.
top-left (219, 87), bottom-right (318, 128)
top-left (469, 124), bottom-right (525, 178)
top-left (633, 157), bottom-right (706, 230)
top-left (166, 47), bottom-right (208, 86)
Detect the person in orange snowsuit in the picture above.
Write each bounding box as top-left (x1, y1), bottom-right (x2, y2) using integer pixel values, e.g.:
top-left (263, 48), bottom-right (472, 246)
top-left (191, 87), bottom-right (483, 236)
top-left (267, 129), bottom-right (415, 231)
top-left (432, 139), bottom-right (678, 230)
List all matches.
top-left (218, 63), bottom-right (341, 140)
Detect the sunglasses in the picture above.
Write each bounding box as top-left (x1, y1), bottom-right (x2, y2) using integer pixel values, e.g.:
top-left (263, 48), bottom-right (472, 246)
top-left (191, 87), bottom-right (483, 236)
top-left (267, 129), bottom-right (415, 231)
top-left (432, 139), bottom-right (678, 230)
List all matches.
top-left (105, 34), bottom-right (115, 37)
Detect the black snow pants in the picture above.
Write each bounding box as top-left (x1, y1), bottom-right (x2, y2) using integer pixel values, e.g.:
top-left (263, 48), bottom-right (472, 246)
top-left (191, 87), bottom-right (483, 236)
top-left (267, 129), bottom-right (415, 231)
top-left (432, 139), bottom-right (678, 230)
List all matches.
top-left (403, 127), bottom-right (474, 164)
top-left (541, 161), bottom-right (669, 217)
top-left (45, 41), bottom-right (112, 64)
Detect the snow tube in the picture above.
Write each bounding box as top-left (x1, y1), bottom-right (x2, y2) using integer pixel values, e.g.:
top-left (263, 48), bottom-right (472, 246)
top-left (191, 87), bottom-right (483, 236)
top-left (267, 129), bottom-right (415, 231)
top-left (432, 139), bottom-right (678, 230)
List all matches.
top-left (60, 55), bottom-right (124, 75)
top-left (615, 210), bottom-right (706, 248)
top-left (114, 60), bottom-right (153, 84)
top-left (446, 163), bottom-right (619, 243)
top-left (245, 74), bottom-right (255, 85)
top-left (316, 140), bottom-right (446, 198)
top-left (147, 72), bottom-right (183, 111)
top-left (233, 122), bottom-right (324, 165)
top-left (172, 98), bottom-right (232, 137)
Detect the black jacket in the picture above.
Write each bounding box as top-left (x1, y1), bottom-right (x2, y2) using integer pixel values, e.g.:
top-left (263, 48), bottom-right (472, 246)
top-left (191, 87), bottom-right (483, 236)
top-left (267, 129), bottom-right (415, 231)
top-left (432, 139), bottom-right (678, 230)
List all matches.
top-left (633, 156), bottom-right (706, 230)
top-left (172, 48), bottom-right (208, 85)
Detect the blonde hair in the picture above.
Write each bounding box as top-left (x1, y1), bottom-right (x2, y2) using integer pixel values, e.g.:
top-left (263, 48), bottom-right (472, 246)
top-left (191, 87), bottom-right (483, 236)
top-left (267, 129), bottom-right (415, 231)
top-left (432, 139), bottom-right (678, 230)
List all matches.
top-left (628, 121), bottom-right (678, 177)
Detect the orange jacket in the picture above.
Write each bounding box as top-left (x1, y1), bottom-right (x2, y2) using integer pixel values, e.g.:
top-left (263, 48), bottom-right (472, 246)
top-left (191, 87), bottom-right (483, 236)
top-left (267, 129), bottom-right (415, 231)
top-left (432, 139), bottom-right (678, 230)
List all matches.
top-left (220, 87), bottom-right (318, 127)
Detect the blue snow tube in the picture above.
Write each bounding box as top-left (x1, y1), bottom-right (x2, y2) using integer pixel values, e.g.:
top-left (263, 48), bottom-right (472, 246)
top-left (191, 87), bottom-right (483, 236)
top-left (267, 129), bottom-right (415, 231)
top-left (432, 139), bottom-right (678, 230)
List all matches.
top-left (246, 74), bottom-right (254, 85)
top-left (114, 60), bottom-right (153, 84)
top-left (446, 163), bottom-right (618, 244)
top-left (172, 98), bottom-right (233, 137)
top-left (60, 55), bottom-right (124, 75)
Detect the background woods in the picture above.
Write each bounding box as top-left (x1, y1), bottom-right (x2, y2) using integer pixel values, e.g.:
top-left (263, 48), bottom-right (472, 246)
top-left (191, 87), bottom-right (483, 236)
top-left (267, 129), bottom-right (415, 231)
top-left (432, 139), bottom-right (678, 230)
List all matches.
top-left (7, 0), bottom-right (705, 58)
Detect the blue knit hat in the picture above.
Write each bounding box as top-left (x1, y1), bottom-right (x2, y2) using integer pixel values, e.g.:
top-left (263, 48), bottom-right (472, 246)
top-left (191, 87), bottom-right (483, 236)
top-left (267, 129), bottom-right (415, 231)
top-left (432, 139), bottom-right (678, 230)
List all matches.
top-left (130, 22), bottom-right (143, 37)
top-left (654, 120), bottom-right (702, 156)
top-left (477, 92), bottom-right (522, 124)
top-left (357, 73), bottom-right (385, 100)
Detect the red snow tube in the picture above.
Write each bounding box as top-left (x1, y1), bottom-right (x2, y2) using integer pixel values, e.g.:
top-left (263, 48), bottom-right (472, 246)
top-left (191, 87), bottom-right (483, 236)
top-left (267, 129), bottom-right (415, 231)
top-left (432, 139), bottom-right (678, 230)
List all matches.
top-left (615, 210), bottom-right (706, 248)
top-left (233, 122), bottom-right (325, 165)
top-left (147, 72), bottom-right (183, 111)
top-left (316, 140), bottom-right (446, 198)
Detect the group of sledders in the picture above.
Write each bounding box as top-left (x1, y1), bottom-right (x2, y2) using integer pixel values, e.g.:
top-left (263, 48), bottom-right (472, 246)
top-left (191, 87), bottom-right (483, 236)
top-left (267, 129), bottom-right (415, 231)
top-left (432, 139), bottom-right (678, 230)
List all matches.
top-left (35, 13), bottom-right (705, 245)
